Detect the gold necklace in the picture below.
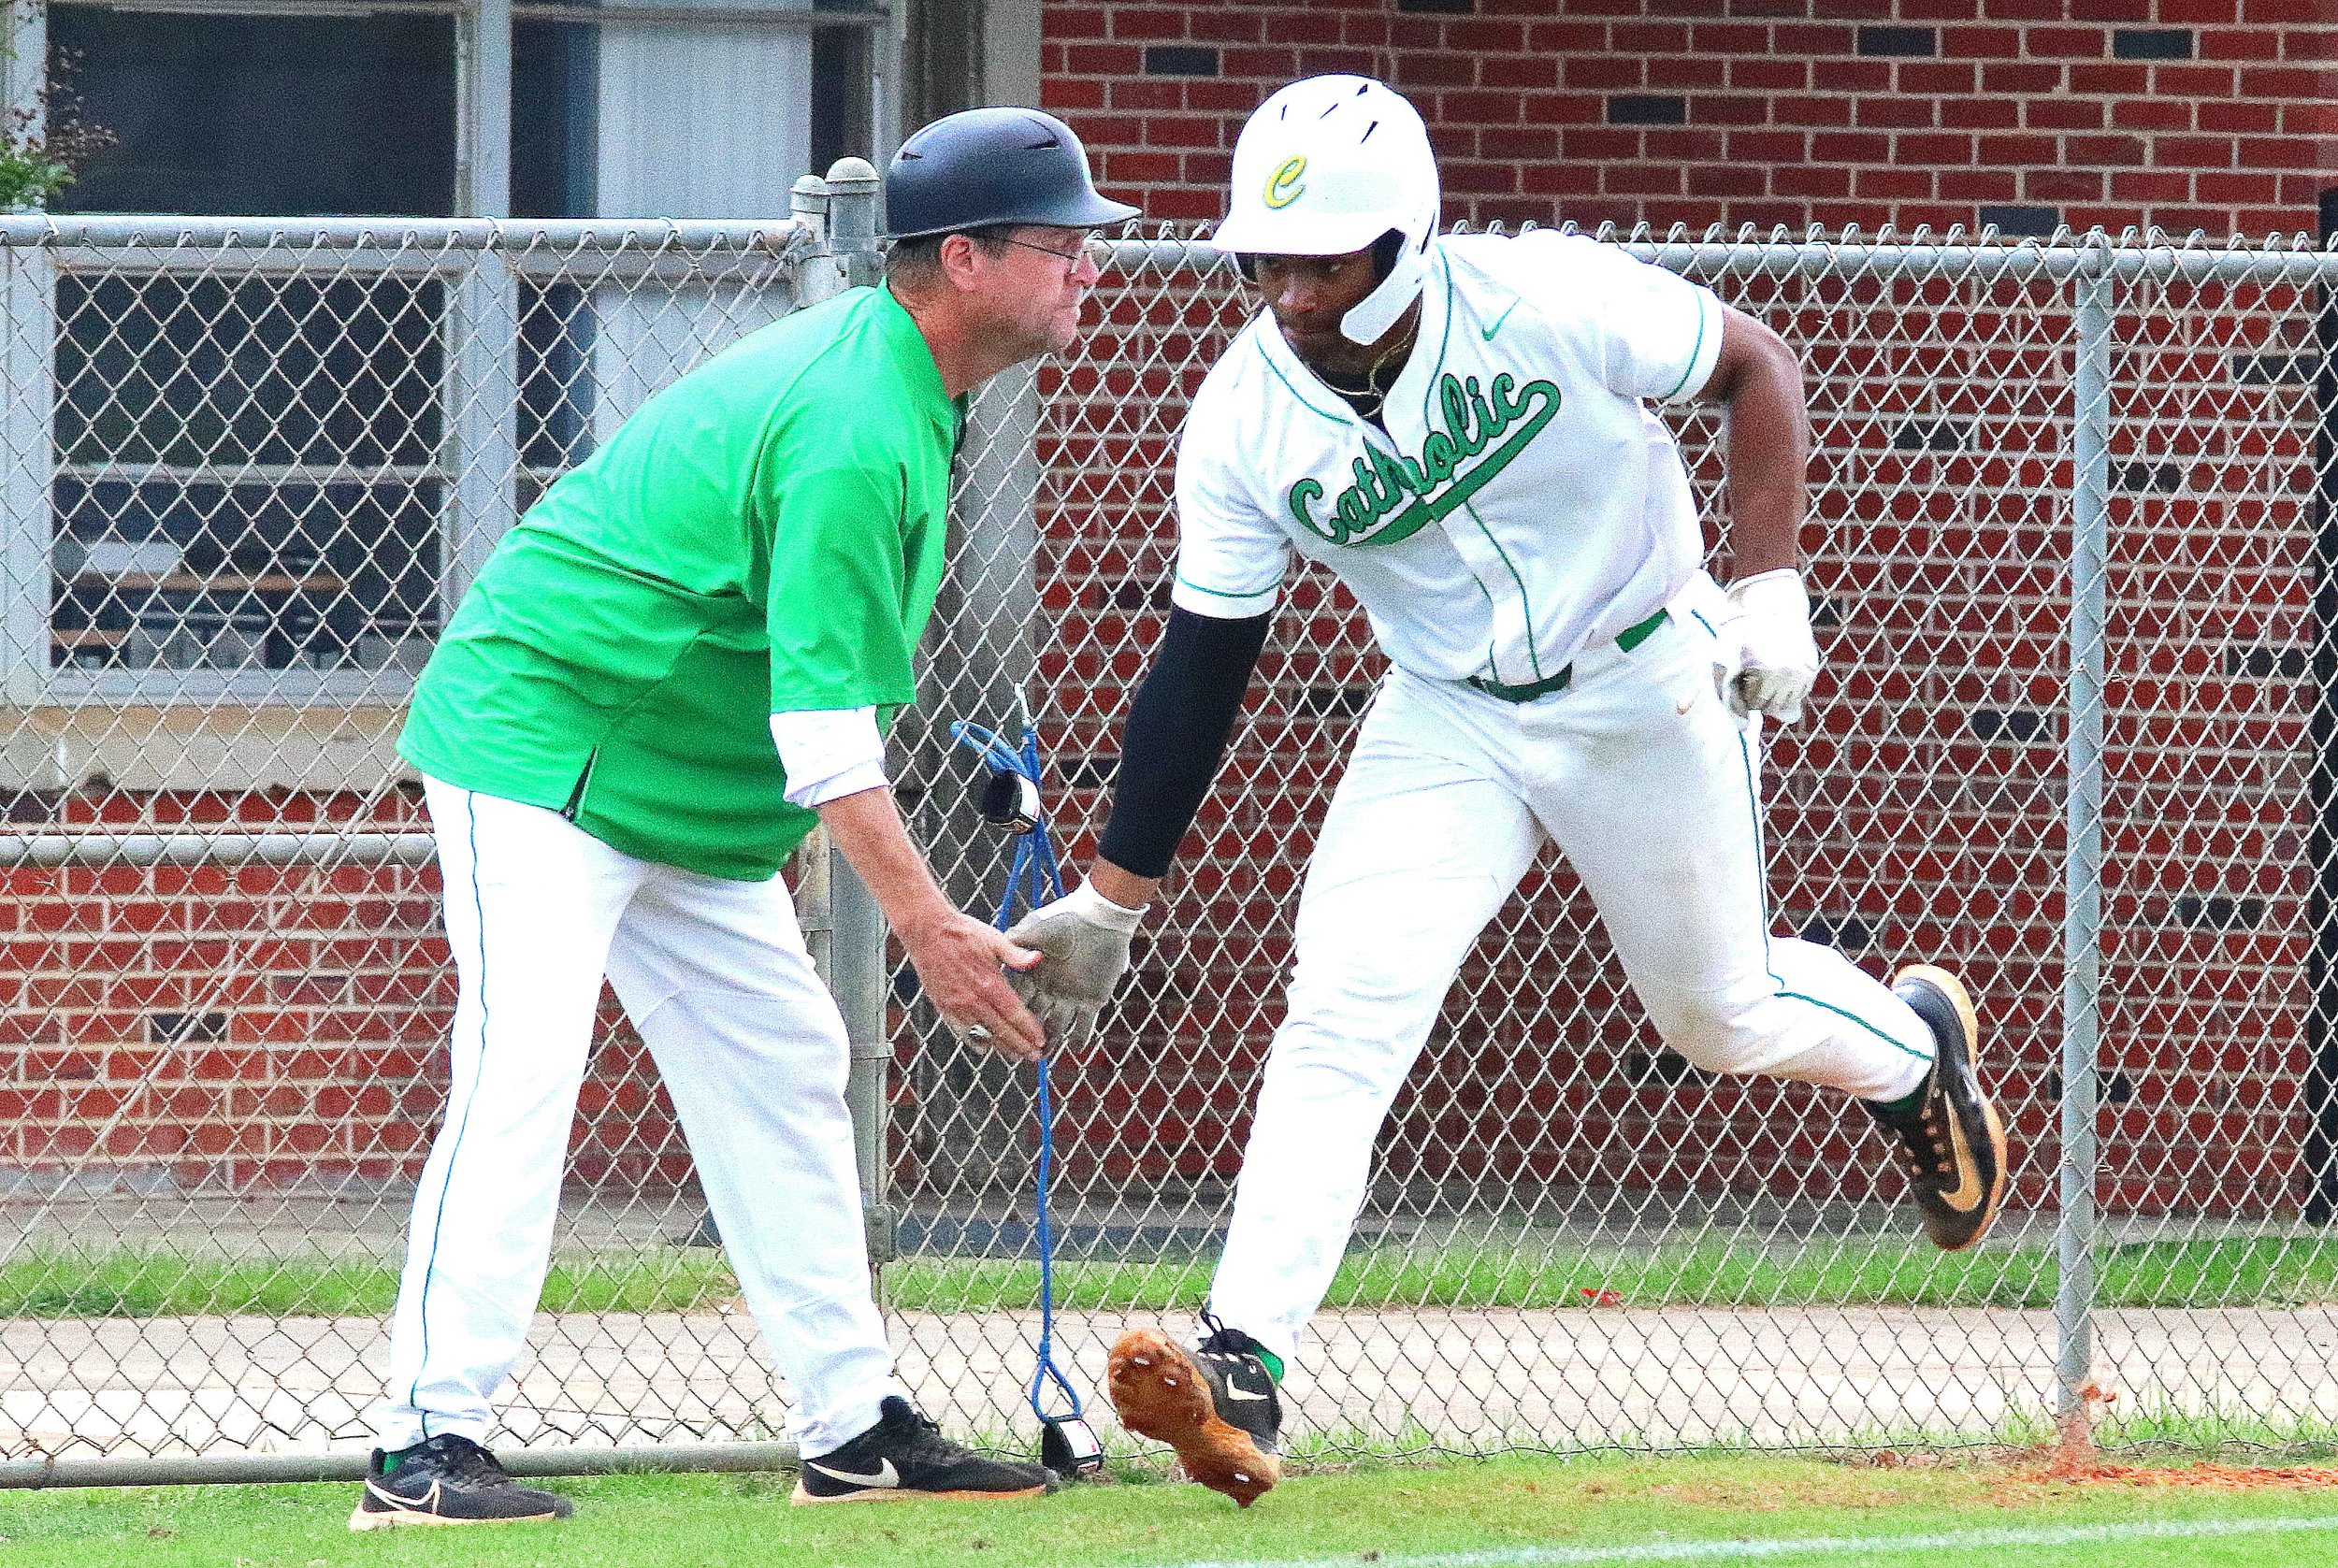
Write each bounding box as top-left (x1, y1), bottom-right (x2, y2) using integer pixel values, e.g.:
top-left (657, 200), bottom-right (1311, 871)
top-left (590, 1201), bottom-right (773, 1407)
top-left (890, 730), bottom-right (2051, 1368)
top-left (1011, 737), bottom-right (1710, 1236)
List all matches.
top-left (1312, 324), bottom-right (1418, 399)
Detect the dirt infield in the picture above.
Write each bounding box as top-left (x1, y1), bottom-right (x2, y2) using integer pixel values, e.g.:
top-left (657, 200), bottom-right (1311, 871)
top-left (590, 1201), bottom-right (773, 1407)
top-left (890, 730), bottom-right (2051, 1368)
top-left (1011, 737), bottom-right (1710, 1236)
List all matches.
top-left (2042, 1461), bottom-right (2338, 1489)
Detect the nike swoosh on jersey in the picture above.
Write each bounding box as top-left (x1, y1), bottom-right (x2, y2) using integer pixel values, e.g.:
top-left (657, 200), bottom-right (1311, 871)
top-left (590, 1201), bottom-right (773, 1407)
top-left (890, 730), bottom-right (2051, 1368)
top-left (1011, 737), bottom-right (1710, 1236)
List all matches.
top-left (807, 1457), bottom-right (902, 1489)
top-left (1479, 298), bottom-right (1521, 340)
top-left (1938, 1106), bottom-right (1985, 1213)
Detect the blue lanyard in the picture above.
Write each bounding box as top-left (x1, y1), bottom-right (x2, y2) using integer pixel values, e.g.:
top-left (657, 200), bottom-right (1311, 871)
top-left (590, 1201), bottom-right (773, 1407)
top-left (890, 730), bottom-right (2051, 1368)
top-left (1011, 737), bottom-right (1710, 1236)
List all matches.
top-left (945, 716), bottom-right (1084, 1434)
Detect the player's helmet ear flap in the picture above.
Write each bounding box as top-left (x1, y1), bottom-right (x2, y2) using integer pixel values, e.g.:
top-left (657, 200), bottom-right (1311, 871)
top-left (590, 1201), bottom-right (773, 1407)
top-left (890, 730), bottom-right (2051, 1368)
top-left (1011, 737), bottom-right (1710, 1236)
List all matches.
top-left (1209, 76), bottom-right (1440, 346)
top-left (1370, 229), bottom-right (1406, 281)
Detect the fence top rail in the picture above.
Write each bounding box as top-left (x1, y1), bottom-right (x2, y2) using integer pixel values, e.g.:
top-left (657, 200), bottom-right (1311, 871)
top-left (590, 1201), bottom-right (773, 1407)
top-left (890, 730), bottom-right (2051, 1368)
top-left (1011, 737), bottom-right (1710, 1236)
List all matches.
top-left (1622, 238), bottom-right (2338, 284)
top-left (0, 215), bottom-right (814, 253)
top-left (1106, 230), bottom-right (2338, 285)
top-left (8, 219), bottom-right (2329, 282)
top-left (0, 832), bottom-right (437, 869)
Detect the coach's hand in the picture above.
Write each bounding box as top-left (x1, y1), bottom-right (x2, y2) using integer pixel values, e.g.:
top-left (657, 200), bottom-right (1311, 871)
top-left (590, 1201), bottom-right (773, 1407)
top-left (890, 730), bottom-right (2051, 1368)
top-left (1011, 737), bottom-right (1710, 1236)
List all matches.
top-left (899, 909), bottom-right (1046, 1063)
top-left (1004, 879), bottom-right (1146, 1048)
top-left (1712, 568), bottom-right (1821, 725)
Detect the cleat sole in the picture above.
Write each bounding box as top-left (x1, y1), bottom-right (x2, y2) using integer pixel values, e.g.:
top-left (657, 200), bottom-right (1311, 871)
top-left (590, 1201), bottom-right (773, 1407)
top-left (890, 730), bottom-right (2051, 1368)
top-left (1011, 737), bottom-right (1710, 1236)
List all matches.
top-left (788, 1482), bottom-right (1052, 1505)
top-left (347, 1505), bottom-right (561, 1532)
top-left (1106, 1328), bottom-right (1278, 1507)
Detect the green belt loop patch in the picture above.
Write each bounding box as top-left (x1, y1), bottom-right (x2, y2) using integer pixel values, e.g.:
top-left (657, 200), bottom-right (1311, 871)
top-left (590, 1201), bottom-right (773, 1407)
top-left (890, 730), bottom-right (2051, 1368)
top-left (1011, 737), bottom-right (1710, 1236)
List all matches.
top-left (1614, 606), bottom-right (1671, 654)
top-left (1467, 608), bottom-right (1670, 704)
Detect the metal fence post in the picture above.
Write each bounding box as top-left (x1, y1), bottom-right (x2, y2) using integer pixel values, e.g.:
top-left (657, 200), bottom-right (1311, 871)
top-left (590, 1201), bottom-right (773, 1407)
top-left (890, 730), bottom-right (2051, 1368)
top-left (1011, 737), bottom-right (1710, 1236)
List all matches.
top-left (0, 240), bottom-right (52, 710)
top-left (2057, 243), bottom-right (2113, 1419)
top-left (812, 159), bottom-right (899, 1264)
top-left (823, 157), bottom-right (883, 289)
top-left (0, 0), bottom-right (43, 709)
top-left (2304, 193), bottom-right (2338, 1221)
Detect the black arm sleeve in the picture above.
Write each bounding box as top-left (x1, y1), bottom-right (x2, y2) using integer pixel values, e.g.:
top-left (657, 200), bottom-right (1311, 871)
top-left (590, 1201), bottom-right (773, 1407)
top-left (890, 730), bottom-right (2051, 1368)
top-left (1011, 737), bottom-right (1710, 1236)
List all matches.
top-left (1094, 605), bottom-right (1273, 879)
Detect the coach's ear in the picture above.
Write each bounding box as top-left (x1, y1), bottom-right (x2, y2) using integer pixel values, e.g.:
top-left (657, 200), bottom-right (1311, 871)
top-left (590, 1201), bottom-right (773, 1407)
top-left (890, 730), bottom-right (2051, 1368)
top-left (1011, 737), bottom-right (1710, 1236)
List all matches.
top-left (936, 230), bottom-right (993, 295)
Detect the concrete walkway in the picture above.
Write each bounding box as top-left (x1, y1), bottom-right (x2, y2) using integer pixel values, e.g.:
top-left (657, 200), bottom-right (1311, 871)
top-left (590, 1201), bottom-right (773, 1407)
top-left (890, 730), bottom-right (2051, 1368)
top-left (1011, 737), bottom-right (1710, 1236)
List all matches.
top-left (4, 1302), bottom-right (2330, 1462)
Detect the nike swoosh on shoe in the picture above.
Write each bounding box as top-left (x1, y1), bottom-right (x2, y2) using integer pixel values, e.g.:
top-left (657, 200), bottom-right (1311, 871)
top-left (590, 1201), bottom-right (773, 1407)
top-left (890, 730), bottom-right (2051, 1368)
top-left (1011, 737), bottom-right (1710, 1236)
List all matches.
top-left (365, 1479), bottom-right (440, 1512)
top-left (1940, 1110), bottom-right (1984, 1213)
top-left (806, 1457), bottom-right (901, 1489)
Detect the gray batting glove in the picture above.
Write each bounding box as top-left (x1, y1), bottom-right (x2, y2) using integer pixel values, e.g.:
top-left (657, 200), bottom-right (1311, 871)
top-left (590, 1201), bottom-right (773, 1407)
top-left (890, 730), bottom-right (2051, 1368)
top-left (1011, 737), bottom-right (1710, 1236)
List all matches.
top-left (1004, 878), bottom-right (1147, 1048)
top-left (1711, 568), bottom-right (1821, 724)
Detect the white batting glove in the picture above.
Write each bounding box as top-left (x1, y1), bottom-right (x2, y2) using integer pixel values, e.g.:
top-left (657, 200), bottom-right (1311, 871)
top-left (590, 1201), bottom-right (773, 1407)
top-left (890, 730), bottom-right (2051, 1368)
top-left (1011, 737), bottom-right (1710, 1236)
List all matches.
top-left (1003, 878), bottom-right (1147, 1048)
top-left (1711, 569), bottom-right (1821, 725)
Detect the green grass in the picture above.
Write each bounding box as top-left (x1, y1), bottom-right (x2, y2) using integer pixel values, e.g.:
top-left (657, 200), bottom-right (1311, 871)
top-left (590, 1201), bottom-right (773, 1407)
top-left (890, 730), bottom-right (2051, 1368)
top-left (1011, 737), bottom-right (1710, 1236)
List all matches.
top-left (8, 1451), bottom-right (2338, 1568)
top-left (0, 1249), bottom-right (741, 1319)
top-left (888, 1233), bottom-right (2338, 1315)
top-left (3, 1234), bottom-right (2335, 1320)
top-left (2093, 1402), bottom-right (2338, 1459)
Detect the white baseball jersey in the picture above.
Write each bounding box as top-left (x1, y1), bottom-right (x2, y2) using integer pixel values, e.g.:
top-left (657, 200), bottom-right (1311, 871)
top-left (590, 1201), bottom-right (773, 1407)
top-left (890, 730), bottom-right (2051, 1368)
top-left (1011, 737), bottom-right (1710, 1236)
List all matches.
top-left (1172, 232), bottom-right (1727, 686)
top-left (1165, 231), bottom-right (1948, 1374)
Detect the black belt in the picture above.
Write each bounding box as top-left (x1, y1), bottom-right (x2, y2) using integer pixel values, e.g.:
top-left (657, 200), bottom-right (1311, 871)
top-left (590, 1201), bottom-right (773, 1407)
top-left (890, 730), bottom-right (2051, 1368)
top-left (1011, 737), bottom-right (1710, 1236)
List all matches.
top-left (1463, 609), bottom-right (1670, 704)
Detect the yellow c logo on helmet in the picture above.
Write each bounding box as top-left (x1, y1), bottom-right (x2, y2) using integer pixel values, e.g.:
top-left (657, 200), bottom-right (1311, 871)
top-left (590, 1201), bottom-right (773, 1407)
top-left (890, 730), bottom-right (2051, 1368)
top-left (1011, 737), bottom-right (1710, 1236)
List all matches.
top-left (1263, 156), bottom-right (1306, 209)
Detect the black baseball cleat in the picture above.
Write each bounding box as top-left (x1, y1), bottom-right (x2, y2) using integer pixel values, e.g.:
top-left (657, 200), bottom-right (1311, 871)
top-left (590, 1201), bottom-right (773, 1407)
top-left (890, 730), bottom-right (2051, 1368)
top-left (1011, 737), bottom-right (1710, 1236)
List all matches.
top-left (347, 1433), bottom-right (573, 1530)
top-left (1868, 964), bottom-right (2010, 1253)
top-left (1193, 1318), bottom-right (1284, 1458)
top-left (793, 1396), bottom-right (1058, 1503)
top-left (1105, 1316), bottom-right (1283, 1506)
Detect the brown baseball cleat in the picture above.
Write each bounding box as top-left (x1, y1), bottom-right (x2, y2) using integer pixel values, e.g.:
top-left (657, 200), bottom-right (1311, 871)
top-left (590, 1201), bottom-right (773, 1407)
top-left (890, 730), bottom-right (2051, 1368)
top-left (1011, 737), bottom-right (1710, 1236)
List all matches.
top-left (1868, 963), bottom-right (2010, 1252)
top-left (1106, 1326), bottom-right (1281, 1506)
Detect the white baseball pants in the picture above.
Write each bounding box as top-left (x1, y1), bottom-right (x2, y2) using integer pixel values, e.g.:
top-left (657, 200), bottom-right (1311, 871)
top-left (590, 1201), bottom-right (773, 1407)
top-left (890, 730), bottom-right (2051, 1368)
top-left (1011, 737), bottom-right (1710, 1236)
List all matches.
top-left (1207, 607), bottom-right (1937, 1367)
top-left (370, 778), bottom-right (902, 1458)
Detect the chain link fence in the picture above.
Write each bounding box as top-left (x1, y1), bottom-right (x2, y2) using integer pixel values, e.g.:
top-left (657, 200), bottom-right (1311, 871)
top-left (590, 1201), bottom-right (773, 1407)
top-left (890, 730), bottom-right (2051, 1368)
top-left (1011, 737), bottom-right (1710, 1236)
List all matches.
top-left (0, 193), bottom-right (851, 1480)
top-left (909, 227), bottom-right (2338, 1460)
top-left (2, 189), bottom-right (2335, 1480)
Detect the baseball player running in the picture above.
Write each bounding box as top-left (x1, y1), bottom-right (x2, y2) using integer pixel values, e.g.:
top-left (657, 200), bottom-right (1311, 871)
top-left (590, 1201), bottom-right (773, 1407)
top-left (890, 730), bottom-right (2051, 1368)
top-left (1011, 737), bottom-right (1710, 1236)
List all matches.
top-left (1007, 76), bottom-right (2009, 1505)
top-left (355, 109), bottom-right (1135, 1527)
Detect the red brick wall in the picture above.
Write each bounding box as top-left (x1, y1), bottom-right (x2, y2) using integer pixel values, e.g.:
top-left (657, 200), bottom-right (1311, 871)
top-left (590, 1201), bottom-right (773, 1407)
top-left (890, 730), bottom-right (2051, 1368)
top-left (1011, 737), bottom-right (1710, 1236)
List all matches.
top-left (0, 787), bottom-right (688, 1194)
top-left (1047, 0), bottom-right (2337, 239)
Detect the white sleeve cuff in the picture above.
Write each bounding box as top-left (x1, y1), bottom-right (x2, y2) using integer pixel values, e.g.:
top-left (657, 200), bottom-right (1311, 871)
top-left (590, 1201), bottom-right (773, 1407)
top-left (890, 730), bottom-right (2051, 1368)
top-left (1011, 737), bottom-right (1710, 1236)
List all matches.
top-left (1170, 573), bottom-right (1280, 619)
top-left (770, 707), bottom-right (888, 809)
top-left (1658, 290), bottom-right (1727, 405)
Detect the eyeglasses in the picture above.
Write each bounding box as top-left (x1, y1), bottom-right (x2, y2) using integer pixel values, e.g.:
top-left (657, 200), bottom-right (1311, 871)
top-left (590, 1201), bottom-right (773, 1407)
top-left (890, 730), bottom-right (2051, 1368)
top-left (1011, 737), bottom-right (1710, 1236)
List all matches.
top-left (989, 232), bottom-right (1114, 277)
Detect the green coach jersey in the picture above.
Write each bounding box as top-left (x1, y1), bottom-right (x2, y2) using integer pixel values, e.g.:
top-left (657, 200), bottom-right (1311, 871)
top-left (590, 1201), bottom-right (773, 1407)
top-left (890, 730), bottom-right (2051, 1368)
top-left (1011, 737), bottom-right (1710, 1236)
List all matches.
top-left (398, 285), bottom-right (958, 880)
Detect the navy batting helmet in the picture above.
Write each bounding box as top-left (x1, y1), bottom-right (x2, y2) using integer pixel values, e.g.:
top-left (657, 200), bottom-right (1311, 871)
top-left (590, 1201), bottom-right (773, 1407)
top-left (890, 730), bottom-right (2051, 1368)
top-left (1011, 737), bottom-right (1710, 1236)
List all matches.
top-left (883, 108), bottom-right (1138, 241)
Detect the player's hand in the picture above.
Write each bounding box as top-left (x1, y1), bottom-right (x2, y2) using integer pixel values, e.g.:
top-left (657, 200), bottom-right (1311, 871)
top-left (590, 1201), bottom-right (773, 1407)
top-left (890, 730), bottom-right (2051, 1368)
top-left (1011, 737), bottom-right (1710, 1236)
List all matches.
top-left (1003, 879), bottom-right (1146, 1048)
top-left (897, 909), bottom-right (1046, 1063)
top-left (1711, 568), bottom-right (1820, 724)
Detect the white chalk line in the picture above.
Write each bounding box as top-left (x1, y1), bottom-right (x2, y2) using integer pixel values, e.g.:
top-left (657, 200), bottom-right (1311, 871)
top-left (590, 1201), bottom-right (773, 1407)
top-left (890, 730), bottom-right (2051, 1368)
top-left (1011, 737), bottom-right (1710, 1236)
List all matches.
top-left (1161, 1509), bottom-right (2338, 1568)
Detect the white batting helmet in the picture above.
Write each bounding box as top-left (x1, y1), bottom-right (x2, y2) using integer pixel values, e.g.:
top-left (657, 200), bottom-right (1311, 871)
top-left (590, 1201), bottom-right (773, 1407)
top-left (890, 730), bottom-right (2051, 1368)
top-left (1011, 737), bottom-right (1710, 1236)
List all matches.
top-left (1211, 76), bottom-right (1441, 346)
